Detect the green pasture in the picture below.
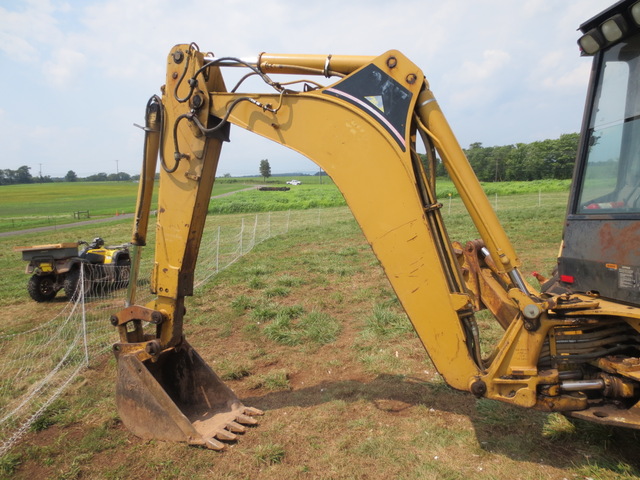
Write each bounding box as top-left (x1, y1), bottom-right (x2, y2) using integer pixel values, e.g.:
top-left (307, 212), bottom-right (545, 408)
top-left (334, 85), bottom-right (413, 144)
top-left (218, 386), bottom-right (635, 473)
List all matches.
top-left (0, 183), bottom-right (569, 310)
top-left (0, 178), bottom-right (569, 231)
top-left (0, 181), bottom-right (249, 233)
top-left (208, 184), bottom-right (346, 214)
top-left (5, 185), bottom-right (640, 480)
top-left (208, 178), bottom-right (570, 215)
top-left (217, 175), bottom-right (333, 185)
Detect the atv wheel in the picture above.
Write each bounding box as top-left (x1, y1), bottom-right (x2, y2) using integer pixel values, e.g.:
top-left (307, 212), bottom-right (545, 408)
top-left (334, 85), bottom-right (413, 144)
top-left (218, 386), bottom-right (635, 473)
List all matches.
top-left (27, 275), bottom-right (57, 302)
top-left (63, 268), bottom-right (90, 299)
top-left (115, 258), bottom-right (131, 289)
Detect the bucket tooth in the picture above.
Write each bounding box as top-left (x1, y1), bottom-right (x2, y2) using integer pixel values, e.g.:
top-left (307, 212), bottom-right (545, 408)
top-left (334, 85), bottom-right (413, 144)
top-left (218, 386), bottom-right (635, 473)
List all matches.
top-left (226, 421), bottom-right (247, 433)
top-left (215, 429), bottom-right (238, 441)
top-left (204, 438), bottom-right (226, 451)
top-left (243, 406), bottom-right (264, 416)
top-left (236, 414), bottom-right (259, 425)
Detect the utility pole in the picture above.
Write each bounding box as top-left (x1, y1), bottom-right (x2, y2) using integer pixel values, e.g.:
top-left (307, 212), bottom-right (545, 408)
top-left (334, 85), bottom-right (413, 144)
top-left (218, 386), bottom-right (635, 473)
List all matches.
top-left (115, 159), bottom-right (119, 180)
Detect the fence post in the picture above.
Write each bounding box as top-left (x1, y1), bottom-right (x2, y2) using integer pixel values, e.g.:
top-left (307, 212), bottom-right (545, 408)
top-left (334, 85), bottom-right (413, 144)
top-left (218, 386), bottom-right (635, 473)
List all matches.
top-left (268, 212), bottom-right (271, 238)
top-left (286, 210), bottom-right (290, 233)
top-left (239, 218), bottom-right (245, 256)
top-left (252, 214), bottom-right (258, 249)
top-left (80, 264), bottom-right (89, 366)
top-left (216, 226), bottom-right (220, 273)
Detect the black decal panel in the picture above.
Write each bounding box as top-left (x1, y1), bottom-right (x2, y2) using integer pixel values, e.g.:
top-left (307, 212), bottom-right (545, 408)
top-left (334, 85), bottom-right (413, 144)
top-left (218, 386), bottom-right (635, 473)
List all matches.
top-left (324, 64), bottom-right (412, 151)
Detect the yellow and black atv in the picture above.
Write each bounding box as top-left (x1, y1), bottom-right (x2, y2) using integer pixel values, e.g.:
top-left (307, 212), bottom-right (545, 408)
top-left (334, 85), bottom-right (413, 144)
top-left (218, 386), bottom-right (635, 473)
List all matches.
top-left (15, 237), bottom-right (131, 302)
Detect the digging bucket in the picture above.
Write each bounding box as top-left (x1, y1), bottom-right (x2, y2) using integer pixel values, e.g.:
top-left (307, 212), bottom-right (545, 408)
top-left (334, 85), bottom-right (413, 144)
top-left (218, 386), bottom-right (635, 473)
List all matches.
top-left (115, 339), bottom-right (262, 450)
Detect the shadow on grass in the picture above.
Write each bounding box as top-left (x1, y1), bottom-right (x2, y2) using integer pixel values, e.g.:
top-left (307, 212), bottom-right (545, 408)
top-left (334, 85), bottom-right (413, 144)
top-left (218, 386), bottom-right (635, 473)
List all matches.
top-left (242, 373), bottom-right (640, 475)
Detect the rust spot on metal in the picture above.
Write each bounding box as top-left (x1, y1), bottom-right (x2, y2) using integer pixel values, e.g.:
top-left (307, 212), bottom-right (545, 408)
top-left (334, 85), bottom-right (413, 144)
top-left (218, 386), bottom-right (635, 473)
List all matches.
top-left (598, 221), bottom-right (640, 264)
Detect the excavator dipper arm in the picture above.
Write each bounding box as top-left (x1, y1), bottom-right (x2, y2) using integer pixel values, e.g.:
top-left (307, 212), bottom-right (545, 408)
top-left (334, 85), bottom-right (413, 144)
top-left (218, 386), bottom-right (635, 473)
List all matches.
top-left (112, 44), bottom-right (640, 449)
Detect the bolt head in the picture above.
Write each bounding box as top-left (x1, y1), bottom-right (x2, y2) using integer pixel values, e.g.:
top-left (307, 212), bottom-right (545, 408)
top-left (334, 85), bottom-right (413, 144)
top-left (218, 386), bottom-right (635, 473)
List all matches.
top-left (173, 50), bottom-right (184, 63)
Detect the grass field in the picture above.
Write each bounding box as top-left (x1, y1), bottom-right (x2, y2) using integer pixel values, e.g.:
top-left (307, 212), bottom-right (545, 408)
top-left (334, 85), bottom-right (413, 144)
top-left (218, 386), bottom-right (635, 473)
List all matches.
top-left (0, 181), bottom-right (248, 233)
top-left (2, 179), bottom-right (640, 479)
top-left (0, 178), bottom-right (571, 233)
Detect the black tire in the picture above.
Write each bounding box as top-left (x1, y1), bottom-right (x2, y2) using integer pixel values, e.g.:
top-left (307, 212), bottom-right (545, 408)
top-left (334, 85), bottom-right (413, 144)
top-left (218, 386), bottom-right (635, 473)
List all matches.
top-left (63, 268), bottom-right (89, 299)
top-left (27, 275), bottom-right (57, 302)
top-left (115, 257), bottom-right (131, 289)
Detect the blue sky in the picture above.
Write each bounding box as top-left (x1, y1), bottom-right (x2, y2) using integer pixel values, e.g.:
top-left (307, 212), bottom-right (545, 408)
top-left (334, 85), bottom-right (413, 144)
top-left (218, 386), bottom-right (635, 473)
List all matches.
top-left (0, 0), bottom-right (611, 178)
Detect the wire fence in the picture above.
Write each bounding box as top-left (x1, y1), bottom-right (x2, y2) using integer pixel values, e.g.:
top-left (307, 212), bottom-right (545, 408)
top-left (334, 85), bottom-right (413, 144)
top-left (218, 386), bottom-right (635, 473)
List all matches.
top-left (0, 206), bottom-right (354, 456)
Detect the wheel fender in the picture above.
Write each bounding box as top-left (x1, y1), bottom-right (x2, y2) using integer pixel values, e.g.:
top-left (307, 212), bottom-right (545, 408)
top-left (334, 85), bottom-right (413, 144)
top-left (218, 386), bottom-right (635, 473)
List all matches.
top-left (57, 259), bottom-right (83, 275)
top-left (113, 250), bottom-right (131, 265)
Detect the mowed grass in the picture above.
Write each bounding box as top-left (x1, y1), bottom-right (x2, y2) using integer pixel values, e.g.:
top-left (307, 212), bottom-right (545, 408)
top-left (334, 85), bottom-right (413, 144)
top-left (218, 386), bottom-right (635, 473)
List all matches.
top-left (0, 181), bottom-right (248, 232)
top-left (208, 184), bottom-right (347, 214)
top-left (4, 179), bottom-right (639, 479)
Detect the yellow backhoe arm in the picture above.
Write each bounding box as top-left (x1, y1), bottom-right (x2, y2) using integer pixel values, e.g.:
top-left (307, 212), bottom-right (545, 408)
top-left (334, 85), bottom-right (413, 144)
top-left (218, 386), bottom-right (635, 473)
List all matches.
top-left (112, 44), bottom-right (640, 449)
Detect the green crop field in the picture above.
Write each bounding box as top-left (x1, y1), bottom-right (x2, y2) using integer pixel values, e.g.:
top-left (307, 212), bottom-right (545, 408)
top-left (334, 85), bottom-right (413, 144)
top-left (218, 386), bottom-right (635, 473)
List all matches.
top-left (0, 181), bottom-right (251, 233)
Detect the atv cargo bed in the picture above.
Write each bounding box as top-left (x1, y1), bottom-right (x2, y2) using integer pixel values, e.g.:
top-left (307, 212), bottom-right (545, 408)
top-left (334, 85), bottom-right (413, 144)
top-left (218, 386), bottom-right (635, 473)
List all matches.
top-left (13, 243), bottom-right (79, 261)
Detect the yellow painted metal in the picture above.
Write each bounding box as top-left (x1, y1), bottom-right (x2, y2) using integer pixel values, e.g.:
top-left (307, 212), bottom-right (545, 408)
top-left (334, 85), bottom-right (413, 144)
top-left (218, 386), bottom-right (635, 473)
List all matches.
top-left (206, 50), bottom-right (483, 389)
top-left (415, 88), bottom-right (521, 274)
top-left (125, 96), bottom-right (161, 309)
top-left (113, 45), bottom-right (263, 448)
top-left (202, 49), bottom-right (596, 411)
top-left (113, 44), bottom-right (640, 445)
top-left (146, 46), bottom-right (227, 347)
top-left (256, 53), bottom-right (375, 75)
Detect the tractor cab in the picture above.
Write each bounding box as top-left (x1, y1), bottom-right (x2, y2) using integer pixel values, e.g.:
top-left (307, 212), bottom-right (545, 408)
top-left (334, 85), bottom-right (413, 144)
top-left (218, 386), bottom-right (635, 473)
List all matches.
top-left (559, 0), bottom-right (640, 304)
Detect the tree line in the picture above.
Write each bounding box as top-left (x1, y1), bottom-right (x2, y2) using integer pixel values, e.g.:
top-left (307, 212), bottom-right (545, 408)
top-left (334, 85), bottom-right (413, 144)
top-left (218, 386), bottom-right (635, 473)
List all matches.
top-left (433, 133), bottom-right (580, 182)
top-left (0, 166), bottom-right (139, 185)
top-left (2, 133), bottom-right (580, 186)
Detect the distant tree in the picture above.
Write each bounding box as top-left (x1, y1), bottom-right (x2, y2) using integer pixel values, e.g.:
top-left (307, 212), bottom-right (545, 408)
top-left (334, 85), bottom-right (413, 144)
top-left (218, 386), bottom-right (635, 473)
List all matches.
top-left (65, 170), bottom-right (78, 182)
top-left (86, 172), bottom-right (108, 182)
top-left (16, 165), bottom-right (33, 184)
top-left (259, 159), bottom-right (271, 181)
top-left (223, 173), bottom-right (231, 178)
top-left (463, 133), bottom-right (579, 182)
top-left (108, 172), bottom-right (131, 182)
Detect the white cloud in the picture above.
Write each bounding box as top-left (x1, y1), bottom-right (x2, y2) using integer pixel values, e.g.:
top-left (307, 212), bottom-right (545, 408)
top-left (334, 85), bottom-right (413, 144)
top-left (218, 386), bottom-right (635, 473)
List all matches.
top-left (459, 50), bottom-right (511, 82)
top-left (43, 48), bottom-right (87, 86)
top-left (0, 0), bottom-right (69, 62)
top-left (542, 62), bottom-right (592, 90)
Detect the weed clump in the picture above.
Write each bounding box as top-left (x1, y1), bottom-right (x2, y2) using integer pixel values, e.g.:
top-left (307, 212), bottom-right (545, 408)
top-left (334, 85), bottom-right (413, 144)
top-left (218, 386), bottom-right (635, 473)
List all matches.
top-left (254, 443), bottom-right (286, 465)
top-left (363, 304), bottom-right (412, 338)
top-left (264, 311), bottom-right (341, 346)
top-left (248, 369), bottom-right (290, 391)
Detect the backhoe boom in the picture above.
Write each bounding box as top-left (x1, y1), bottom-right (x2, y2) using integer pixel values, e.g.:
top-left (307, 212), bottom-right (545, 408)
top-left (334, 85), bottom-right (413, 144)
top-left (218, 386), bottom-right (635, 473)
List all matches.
top-left (112, 37), bottom-right (640, 449)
